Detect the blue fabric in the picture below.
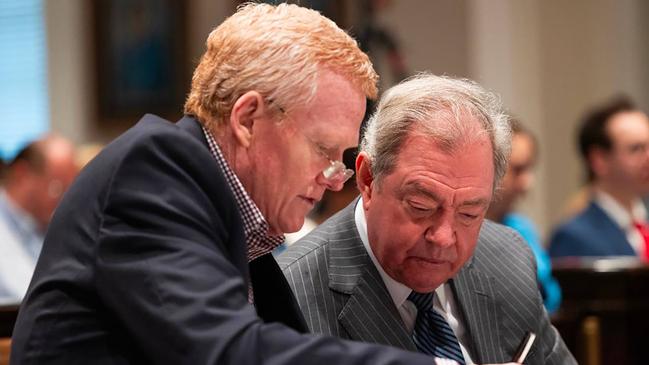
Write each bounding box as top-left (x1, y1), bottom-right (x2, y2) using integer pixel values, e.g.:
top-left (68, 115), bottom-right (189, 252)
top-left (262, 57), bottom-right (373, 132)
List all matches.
top-left (548, 201), bottom-right (635, 258)
top-left (409, 291), bottom-right (465, 364)
top-left (502, 213), bottom-right (562, 314)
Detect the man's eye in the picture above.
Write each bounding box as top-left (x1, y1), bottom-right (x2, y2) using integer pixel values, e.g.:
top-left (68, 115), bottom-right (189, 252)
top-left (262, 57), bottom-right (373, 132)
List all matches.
top-left (629, 144), bottom-right (648, 154)
top-left (408, 201), bottom-right (432, 213)
top-left (459, 213), bottom-right (479, 221)
top-left (316, 144), bottom-right (332, 159)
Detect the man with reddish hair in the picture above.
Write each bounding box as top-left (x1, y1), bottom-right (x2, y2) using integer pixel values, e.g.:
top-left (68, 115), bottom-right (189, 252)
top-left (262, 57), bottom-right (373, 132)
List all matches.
top-left (10, 3), bottom-right (499, 365)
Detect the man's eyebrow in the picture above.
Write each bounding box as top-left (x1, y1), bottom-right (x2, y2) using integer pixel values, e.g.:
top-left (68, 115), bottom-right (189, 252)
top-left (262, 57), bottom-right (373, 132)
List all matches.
top-left (400, 183), bottom-right (490, 207)
top-left (460, 198), bottom-right (490, 207)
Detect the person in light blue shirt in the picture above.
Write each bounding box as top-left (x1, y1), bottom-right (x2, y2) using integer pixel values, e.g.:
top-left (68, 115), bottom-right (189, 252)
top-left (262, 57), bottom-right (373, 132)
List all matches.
top-left (502, 213), bottom-right (561, 313)
top-left (487, 118), bottom-right (562, 314)
top-left (0, 135), bottom-right (77, 303)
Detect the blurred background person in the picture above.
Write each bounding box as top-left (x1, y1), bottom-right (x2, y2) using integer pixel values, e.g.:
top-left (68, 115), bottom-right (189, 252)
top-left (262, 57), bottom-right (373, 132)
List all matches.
top-left (0, 135), bottom-right (77, 304)
top-left (486, 118), bottom-right (561, 314)
top-left (549, 97), bottom-right (649, 260)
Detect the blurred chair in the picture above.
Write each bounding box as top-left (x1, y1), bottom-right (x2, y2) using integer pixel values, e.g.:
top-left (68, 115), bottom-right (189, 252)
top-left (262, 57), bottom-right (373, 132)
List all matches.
top-left (0, 304), bottom-right (18, 365)
top-left (552, 257), bottom-right (649, 365)
top-left (0, 338), bottom-right (10, 365)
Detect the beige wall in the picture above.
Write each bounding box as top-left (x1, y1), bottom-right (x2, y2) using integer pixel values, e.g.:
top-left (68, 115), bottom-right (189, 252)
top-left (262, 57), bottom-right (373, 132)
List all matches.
top-left (372, 0), bottom-right (648, 241)
top-left (46, 0), bottom-right (93, 143)
top-left (538, 0), bottom-right (649, 236)
top-left (45, 0), bottom-right (649, 241)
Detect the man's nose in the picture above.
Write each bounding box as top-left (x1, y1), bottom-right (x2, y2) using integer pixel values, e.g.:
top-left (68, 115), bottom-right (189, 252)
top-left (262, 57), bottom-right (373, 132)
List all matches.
top-left (424, 212), bottom-right (456, 248)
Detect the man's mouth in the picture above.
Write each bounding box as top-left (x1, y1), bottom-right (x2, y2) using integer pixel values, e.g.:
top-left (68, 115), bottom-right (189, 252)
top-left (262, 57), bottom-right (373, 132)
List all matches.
top-left (299, 196), bottom-right (317, 206)
top-left (412, 256), bottom-right (449, 266)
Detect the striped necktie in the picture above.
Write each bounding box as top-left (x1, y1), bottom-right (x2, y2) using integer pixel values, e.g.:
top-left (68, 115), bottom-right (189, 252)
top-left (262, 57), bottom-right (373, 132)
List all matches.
top-left (408, 291), bottom-right (465, 364)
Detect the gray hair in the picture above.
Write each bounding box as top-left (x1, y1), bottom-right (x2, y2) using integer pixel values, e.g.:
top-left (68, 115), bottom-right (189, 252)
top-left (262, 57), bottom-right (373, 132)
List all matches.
top-left (360, 73), bottom-right (511, 190)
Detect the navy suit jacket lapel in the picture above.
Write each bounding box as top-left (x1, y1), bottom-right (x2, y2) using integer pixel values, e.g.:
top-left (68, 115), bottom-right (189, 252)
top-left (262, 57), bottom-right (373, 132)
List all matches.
top-left (588, 202), bottom-right (636, 255)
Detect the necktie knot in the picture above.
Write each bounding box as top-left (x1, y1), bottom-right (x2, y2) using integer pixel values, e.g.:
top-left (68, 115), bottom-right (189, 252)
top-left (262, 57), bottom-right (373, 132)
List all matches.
top-left (633, 220), bottom-right (649, 231)
top-left (408, 291), bottom-right (434, 311)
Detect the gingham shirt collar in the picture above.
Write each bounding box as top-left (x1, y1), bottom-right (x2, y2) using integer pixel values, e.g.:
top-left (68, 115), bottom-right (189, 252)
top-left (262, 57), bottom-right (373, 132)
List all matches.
top-left (202, 127), bottom-right (284, 262)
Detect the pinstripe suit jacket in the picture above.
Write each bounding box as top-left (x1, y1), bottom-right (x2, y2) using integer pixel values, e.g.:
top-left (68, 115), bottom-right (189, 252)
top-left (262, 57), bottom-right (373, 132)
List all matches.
top-left (278, 200), bottom-right (575, 365)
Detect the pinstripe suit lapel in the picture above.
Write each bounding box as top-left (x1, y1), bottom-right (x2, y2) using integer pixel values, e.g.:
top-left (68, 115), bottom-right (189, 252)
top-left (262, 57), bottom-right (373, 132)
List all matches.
top-left (327, 202), bottom-right (417, 351)
top-left (451, 258), bottom-right (505, 363)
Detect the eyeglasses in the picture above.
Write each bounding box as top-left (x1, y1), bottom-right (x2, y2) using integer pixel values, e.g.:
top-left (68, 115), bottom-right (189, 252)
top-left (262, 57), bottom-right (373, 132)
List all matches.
top-left (305, 136), bottom-right (354, 185)
top-left (268, 99), bottom-right (355, 186)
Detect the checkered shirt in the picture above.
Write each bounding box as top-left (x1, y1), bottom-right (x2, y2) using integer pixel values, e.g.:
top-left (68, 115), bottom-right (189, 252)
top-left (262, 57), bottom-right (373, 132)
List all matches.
top-left (202, 127), bottom-right (284, 263)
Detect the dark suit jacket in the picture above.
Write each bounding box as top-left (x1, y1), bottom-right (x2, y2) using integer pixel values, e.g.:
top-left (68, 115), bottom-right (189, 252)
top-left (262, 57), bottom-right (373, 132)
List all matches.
top-left (548, 201), bottom-right (636, 258)
top-left (10, 115), bottom-right (437, 364)
top-left (278, 200), bottom-right (576, 365)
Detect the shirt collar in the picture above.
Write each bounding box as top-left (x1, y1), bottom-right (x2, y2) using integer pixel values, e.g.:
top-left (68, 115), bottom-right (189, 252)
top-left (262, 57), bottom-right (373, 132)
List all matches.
top-left (354, 198), bottom-right (412, 308)
top-left (594, 190), bottom-right (648, 228)
top-left (202, 127), bottom-right (284, 261)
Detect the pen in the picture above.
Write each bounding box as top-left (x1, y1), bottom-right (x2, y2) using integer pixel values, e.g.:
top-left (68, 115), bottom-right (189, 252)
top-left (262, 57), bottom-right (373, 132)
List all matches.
top-left (512, 331), bottom-right (536, 363)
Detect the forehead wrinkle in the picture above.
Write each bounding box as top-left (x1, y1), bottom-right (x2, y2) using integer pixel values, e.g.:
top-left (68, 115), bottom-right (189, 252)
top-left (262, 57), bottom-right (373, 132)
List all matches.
top-left (400, 179), bottom-right (490, 209)
top-left (399, 181), bottom-right (442, 202)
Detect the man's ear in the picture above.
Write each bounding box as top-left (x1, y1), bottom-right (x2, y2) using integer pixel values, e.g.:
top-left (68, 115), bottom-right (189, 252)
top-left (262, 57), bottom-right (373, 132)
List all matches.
top-left (9, 161), bottom-right (33, 182)
top-left (356, 152), bottom-right (375, 208)
top-left (589, 147), bottom-right (610, 178)
top-left (230, 91), bottom-right (267, 148)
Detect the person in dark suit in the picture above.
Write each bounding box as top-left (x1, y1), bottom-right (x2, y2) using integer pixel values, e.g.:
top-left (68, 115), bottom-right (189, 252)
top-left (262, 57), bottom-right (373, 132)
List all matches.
top-left (279, 74), bottom-right (576, 364)
top-left (10, 4), bottom-right (455, 365)
top-left (549, 97), bottom-right (649, 259)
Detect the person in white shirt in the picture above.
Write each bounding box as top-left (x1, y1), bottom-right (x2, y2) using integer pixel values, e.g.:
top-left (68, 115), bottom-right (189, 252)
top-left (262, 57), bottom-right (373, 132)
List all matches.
top-left (0, 135), bottom-right (77, 303)
top-left (549, 96), bottom-right (649, 259)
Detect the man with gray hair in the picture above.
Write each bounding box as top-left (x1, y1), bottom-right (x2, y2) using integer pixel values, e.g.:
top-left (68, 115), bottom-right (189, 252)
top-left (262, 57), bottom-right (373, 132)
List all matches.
top-left (279, 73), bottom-right (575, 364)
top-left (12, 4), bottom-right (473, 365)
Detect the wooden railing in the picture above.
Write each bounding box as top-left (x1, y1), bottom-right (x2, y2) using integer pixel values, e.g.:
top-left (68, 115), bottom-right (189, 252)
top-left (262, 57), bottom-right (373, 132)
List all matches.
top-left (551, 257), bottom-right (649, 365)
top-left (0, 304), bottom-right (18, 365)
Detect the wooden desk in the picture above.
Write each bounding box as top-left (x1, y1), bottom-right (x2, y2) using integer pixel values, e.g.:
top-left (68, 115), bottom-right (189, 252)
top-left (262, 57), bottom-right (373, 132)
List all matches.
top-left (552, 257), bottom-right (649, 365)
top-left (0, 338), bottom-right (10, 365)
top-left (0, 306), bottom-right (18, 338)
top-left (0, 305), bottom-right (17, 365)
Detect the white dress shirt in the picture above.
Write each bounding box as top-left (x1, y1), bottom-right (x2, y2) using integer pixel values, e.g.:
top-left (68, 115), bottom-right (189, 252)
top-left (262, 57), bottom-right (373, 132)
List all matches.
top-left (594, 191), bottom-right (648, 257)
top-left (354, 199), bottom-right (476, 364)
top-left (0, 190), bottom-right (44, 304)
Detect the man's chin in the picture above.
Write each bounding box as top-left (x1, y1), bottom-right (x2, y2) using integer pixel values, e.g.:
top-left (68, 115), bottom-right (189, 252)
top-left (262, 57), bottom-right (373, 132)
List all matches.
top-left (275, 217), bottom-right (306, 235)
top-left (408, 282), bottom-right (445, 294)
top-left (401, 274), bottom-right (447, 293)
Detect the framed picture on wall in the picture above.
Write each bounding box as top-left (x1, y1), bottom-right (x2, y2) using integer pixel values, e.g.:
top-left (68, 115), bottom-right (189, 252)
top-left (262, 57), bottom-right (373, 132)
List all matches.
top-left (94, 0), bottom-right (187, 122)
